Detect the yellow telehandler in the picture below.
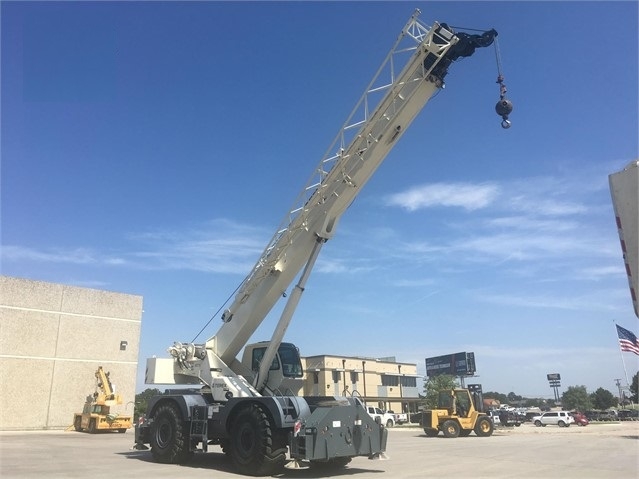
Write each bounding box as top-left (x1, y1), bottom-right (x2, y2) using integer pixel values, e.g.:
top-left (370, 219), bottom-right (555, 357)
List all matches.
top-left (422, 388), bottom-right (494, 438)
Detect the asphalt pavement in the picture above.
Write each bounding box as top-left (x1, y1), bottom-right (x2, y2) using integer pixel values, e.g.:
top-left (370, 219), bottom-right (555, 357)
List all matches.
top-left (1, 422), bottom-right (637, 478)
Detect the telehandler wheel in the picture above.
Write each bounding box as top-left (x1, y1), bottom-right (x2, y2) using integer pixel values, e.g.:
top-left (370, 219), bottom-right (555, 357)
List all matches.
top-left (228, 403), bottom-right (287, 476)
top-left (150, 403), bottom-right (192, 464)
top-left (73, 416), bottom-right (82, 432)
top-left (423, 428), bottom-right (439, 437)
top-left (441, 420), bottom-right (461, 438)
top-left (474, 417), bottom-right (494, 437)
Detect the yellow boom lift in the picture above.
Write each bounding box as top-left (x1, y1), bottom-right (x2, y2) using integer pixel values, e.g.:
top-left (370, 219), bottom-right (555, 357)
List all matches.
top-left (73, 366), bottom-right (132, 433)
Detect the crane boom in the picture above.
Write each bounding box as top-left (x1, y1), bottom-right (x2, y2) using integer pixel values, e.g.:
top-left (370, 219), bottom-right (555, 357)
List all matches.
top-left (213, 15), bottom-right (494, 364)
top-left (146, 11), bottom-right (498, 390)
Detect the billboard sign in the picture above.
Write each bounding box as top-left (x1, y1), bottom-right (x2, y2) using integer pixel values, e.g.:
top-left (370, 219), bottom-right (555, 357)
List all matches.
top-left (425, 352), bottom-right (476, 378)
top-left (546, 373), bottom-right (561, 381)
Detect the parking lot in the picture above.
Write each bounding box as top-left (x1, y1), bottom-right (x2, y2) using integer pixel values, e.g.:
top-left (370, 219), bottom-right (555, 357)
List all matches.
top-left (1, 422), bottom-right (637, 478)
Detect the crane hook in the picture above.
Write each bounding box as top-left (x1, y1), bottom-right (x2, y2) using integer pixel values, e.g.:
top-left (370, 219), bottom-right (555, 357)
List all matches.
top-left (495, 75), bottom-right (513, 129)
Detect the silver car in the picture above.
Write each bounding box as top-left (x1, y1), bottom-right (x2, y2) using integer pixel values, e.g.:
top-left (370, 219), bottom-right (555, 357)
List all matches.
top-left (532, 411), bottom-right (575, 427)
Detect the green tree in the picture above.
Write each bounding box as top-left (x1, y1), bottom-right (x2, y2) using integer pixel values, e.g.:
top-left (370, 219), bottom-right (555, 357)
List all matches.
top-left (630, 372), bottom-right (638, 402)
top-left (483, 391), bottom-right (508, 404)
top-left (507, 392), bottom-right (523, 403)
top-left (134, 388), bottom-right (162, 420)
top-left (422, 375), bottom-right (457, 409)
top-left (590, 387), bottom-right (617, 410)
top-left (561, 385), bottom-right (592, 412)
top-left (523, 398), bottom-right (547, 409)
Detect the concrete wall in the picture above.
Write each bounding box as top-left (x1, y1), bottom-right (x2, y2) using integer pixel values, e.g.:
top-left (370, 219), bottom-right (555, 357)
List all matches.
top-left (0, 276), bottom-right (142, 430)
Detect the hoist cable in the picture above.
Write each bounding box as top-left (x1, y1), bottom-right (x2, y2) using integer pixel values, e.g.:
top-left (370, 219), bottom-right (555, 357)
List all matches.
top-left (191, 281), bottom-right (243, 342)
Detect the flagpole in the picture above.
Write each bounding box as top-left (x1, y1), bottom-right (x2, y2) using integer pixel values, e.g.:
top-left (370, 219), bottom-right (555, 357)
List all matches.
top-left (614, 321), bottom-right (632, 387)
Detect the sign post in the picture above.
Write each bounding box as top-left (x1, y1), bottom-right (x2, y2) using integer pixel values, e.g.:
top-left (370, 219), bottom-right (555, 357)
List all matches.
top-left (547, 373), bottom-right (561, 401)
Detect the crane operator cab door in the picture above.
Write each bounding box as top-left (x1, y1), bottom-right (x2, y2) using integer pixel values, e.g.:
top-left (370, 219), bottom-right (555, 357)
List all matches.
top-left (242, 342), bottom-right (304, 395)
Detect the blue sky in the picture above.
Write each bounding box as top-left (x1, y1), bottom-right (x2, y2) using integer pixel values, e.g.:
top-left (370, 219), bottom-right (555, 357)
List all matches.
top-left (2, 1), bottom-right (638, 398)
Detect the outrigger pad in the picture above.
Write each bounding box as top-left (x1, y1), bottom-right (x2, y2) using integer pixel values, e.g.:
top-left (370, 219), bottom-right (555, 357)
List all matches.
top-left (368, 452), bottom-right (390, 461)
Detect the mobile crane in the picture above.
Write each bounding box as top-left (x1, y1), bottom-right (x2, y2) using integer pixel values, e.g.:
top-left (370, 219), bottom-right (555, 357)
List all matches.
top-left (73, 366), bottom-right (132, 433)
top-left (135, 10), bottom-right (504, 476)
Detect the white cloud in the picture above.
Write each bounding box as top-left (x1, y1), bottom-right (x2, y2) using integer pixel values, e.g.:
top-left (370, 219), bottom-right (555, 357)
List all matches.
top-left (2, 218), bottom-right (267, 274)
top-left (1, 245), bottom-right (121, 265)
top-left (385, 182), bottom-right (499, 211)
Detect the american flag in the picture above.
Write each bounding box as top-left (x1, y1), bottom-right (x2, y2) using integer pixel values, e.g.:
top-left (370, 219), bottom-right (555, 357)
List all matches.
top-left (616, 324), bottom-right (639, 356)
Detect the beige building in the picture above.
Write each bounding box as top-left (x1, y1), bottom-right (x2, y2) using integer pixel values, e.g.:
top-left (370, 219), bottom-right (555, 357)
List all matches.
top-left (0, 276), bottom-right (142, 430)
top-left (301, 354), bottom-right (422, 415)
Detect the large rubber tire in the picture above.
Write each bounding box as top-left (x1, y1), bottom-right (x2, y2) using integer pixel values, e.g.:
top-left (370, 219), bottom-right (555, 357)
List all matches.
top-left (228, 403), bottom-right (287, 476)
top-left (150, 403), bottom-right (192, 464)
top-left (88, 419), bottom-right (97, 434)
top-left (474, 417), bottom-right (494, 437)
top-left (423, 428), bottom-right (439, 437)
top-left (441, 420), bottom-right (461, 438)
top-left (74, 416), bottom-right (82, 432)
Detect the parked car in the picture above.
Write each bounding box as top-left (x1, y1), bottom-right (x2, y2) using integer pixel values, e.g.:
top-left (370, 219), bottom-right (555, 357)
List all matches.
top-left (387, 410), bottom-right (408, 425)
top-left (570, 412), bottom-right (589, 426)
top-left (532, 411), bottom-right (575, 427)
top-left (585, 410), bottom-right (617, 422)
top-left (488, 409), bottom-right (522, 427)
top-left (618, 409), bottom-right (639, 421)
top-left (366, 406), bottom-right (395, 427)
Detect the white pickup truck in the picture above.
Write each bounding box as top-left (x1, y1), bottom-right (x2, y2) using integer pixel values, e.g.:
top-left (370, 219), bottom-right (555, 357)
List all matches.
top-left (366, 406), bottom-right (395, 427)
top-left (388, 410), bottom-right (408, 424)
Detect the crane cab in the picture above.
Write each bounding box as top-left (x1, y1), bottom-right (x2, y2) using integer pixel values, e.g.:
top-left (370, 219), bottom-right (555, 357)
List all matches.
top-left (242, 342), bottom-right (304, 395)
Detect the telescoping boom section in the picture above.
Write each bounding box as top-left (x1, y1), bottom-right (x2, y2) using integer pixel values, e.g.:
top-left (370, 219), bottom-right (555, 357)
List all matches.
top-left (139, 10), bottom-right (499, 477)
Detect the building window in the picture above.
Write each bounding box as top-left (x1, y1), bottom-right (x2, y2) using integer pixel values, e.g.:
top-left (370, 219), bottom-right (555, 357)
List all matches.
top-left (381, 375), bottom-right (399, 387)
top-left (401, 376), bottom-right (417, 388)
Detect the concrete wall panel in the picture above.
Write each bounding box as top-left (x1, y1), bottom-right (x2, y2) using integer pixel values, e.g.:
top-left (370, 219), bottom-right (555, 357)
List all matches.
top-left (0, 276), bottom-right (63, 310)
top-left (0, 308), bottom-right (60, 357)
top-left (0, 358), bottom-right (54, 429)
top-left (60, 287), bottom-right (143, 320)
top-left (56, 316), bottom-right (140, 362)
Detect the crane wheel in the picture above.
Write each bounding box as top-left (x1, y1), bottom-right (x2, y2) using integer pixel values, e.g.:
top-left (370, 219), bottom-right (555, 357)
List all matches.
top-left (228, 403), bottom-right (287, 476)
top-left (441, 420), bottom-right (461, 438)
top-left (474, 417), bottom-right (494, 437)
top-left (73, 416), bottom-right (82, 432)
top-left (88, 419), bottom-right (97, 434)
top-left (150, 402), bottom-right (192, 464)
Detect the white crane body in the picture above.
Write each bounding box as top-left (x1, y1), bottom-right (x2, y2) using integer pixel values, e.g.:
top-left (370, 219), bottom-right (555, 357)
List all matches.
top-left (137, 11), bottom-right (499, 476)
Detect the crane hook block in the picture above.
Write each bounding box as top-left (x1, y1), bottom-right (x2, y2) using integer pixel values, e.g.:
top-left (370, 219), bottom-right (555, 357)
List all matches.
top-left (495, 98), bottom-right (513, 129)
